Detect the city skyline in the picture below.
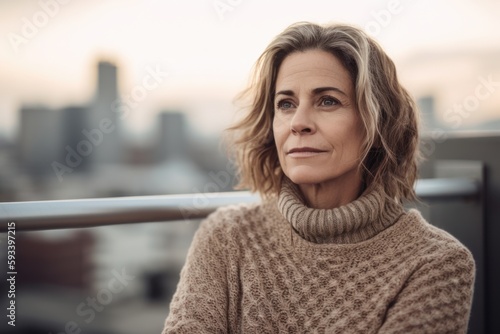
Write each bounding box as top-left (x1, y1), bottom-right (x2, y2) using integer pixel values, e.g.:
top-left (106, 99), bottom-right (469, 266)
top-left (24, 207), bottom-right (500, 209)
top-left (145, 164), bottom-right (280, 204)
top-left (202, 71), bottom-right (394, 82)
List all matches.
top-left (1, 0), bottom-right (500, 138)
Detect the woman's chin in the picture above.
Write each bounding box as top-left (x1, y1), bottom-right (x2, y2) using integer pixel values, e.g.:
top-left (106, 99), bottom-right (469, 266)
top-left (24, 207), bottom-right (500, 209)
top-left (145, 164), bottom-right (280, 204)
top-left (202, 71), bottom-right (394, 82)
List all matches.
top-left (286, 173), bottom-right (325, 186)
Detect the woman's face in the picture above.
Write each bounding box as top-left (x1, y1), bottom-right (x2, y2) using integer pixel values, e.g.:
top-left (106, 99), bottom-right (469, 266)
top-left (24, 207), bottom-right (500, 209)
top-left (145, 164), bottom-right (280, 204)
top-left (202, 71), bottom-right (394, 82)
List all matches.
top-left (273, 49), bottom-right (365, 193)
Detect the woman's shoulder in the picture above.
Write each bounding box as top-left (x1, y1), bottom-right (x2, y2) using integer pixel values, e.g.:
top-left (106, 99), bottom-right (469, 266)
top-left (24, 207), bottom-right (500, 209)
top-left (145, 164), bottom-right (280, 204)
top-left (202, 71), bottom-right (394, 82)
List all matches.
top-left (206, 201), bottom-right (264, 222)
top-left (198, 201), bottom-right (268, 237)
top-left (400, 209), bottom-right (474, 263)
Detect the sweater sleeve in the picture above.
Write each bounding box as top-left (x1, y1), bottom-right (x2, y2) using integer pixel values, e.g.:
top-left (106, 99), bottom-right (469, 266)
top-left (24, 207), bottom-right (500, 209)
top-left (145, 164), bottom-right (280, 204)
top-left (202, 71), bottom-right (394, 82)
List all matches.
top-left (378, 246), bottom-right (475, 334)
top-left (162, 212), bottom-right (230, 334)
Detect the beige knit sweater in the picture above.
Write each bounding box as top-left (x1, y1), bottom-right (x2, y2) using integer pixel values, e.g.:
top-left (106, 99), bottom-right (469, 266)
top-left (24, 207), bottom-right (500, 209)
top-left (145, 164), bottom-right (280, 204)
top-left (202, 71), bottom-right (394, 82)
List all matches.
top-left (162, 181), bottom-right (475, 333)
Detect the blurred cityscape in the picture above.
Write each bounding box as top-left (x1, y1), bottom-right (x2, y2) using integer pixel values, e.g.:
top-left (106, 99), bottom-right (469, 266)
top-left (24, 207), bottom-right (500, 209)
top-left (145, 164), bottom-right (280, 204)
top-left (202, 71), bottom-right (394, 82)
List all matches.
top-left (0, 60), bottom-right (238, 334)
top-left (0, 60), bottom-right (235, 204)
top-left (0, 17), bottom-right (499, 334)
top-left (400, 49), bottom-right (500, 135)
top-left (0, 0), bottom-right (499, 332)
top-left (1, 51), bottom-right (500, 204)
top-left (0, 51), bottom-right (500, 333)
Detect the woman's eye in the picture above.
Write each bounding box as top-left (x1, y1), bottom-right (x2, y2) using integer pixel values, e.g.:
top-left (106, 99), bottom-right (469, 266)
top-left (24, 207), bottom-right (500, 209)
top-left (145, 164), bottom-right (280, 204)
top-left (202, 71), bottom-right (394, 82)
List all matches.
top-left (277, 100), bottom-right (294, 110)
top-left (320, 97), bottom-right (339, 106)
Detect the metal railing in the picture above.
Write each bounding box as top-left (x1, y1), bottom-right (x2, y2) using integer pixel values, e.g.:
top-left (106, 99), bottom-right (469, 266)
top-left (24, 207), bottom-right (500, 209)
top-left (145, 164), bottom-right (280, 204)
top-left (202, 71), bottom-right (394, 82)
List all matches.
top-left (0, 178), bottom-right (481, 232)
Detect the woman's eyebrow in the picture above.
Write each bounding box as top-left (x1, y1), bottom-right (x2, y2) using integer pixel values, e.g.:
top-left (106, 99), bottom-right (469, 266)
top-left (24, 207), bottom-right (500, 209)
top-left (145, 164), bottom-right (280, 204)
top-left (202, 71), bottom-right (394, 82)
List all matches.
top-left (312, 86), bottom-right (348, 97)
top-left (274, 89), bottom-right (294, 98)
top-left (275, 86), bottom-right (348, 98)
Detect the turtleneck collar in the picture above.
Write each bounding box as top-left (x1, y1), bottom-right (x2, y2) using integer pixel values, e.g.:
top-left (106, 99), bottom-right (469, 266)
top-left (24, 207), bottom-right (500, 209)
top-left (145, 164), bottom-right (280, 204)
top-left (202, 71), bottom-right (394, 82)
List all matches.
top-left (277, 178), bottom-right (405, 244)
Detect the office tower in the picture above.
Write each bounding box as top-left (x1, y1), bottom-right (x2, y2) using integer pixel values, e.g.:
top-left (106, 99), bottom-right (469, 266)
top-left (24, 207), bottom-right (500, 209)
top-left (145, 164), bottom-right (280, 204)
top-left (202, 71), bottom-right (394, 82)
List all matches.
top-left (417, 95), bottom-right (438, 131)
top-left (62, 105), bottom-right (90, 171)
top-left (17, 106), bottom-right (62, 176)
top-left (90, 61), bottom-right (122, 165)
top-left (157, 111), bottom-right (188, 162)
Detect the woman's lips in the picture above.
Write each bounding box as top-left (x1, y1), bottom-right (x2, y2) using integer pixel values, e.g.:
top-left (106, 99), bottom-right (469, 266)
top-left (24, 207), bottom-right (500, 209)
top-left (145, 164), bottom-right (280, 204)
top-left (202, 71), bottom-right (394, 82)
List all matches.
top-left (287, 147), bottom-right (327, 157)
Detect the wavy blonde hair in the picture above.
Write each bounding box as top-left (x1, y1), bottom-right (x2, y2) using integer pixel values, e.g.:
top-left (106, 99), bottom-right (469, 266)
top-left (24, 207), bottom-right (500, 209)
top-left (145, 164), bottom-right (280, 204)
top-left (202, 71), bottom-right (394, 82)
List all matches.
top-left (226, 22), bottom-right (420, 203)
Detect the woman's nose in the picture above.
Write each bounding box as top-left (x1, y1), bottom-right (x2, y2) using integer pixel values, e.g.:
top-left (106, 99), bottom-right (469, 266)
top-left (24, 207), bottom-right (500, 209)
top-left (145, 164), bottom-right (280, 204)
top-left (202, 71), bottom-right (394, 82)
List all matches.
top-left (290, 106), bottom-right (316, 135)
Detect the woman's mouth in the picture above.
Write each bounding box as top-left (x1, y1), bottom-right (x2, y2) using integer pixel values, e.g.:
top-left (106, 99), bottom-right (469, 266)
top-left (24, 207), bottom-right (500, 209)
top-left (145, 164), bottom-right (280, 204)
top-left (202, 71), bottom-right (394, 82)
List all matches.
top-left (287, 147), bottom-right (327, 157)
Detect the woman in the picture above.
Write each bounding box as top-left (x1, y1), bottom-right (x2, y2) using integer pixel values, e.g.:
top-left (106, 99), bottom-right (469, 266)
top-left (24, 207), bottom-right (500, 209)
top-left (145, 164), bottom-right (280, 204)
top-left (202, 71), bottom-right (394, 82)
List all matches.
top-left (162, 22), bottom-right (475, 333)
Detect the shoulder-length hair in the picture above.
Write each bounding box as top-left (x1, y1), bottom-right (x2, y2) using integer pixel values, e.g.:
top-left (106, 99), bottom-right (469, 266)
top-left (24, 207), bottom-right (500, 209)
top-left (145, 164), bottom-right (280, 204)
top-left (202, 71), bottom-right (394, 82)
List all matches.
top-left (226, 22), bottom-right (420, 203)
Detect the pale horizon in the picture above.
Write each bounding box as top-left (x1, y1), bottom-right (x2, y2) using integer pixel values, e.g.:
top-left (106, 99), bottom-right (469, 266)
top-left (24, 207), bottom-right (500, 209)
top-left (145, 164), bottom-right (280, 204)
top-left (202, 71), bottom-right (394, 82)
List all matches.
top-left (1, 0), bottom-right (500, 138)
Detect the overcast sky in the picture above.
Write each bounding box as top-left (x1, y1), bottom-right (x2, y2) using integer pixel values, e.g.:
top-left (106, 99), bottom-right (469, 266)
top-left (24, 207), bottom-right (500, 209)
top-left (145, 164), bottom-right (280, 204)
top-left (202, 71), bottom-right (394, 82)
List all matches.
top-left (1, 0), bottom-right (499, 137)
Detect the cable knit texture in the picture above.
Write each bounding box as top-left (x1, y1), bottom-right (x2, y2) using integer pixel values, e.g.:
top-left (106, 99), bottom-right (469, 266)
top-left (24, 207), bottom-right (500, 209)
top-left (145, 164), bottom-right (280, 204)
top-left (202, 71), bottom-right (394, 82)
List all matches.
top-left (162, 182), bottom-right (475, 334)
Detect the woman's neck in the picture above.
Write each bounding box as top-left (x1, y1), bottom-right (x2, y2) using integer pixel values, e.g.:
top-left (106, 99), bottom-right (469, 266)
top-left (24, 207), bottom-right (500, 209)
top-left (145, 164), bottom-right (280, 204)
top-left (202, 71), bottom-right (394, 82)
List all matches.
top-left (298, 174), bottom-right (363, 209)
top-left (277, 178), bottom-right (405, 244)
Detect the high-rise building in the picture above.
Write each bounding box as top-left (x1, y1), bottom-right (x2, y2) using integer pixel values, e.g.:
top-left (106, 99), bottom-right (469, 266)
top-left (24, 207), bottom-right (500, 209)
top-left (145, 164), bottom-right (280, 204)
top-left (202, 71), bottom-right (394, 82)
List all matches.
top-left (417, 95), bottom-right (437, 132)
top-left (62, 105), bottom-right (90, 172)
top-left (17, 106), bottom-right (62, 176)
top-left (157, 111), bottom-right (188, 162)
top-left (90, 61), bottom-right (122, 164)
